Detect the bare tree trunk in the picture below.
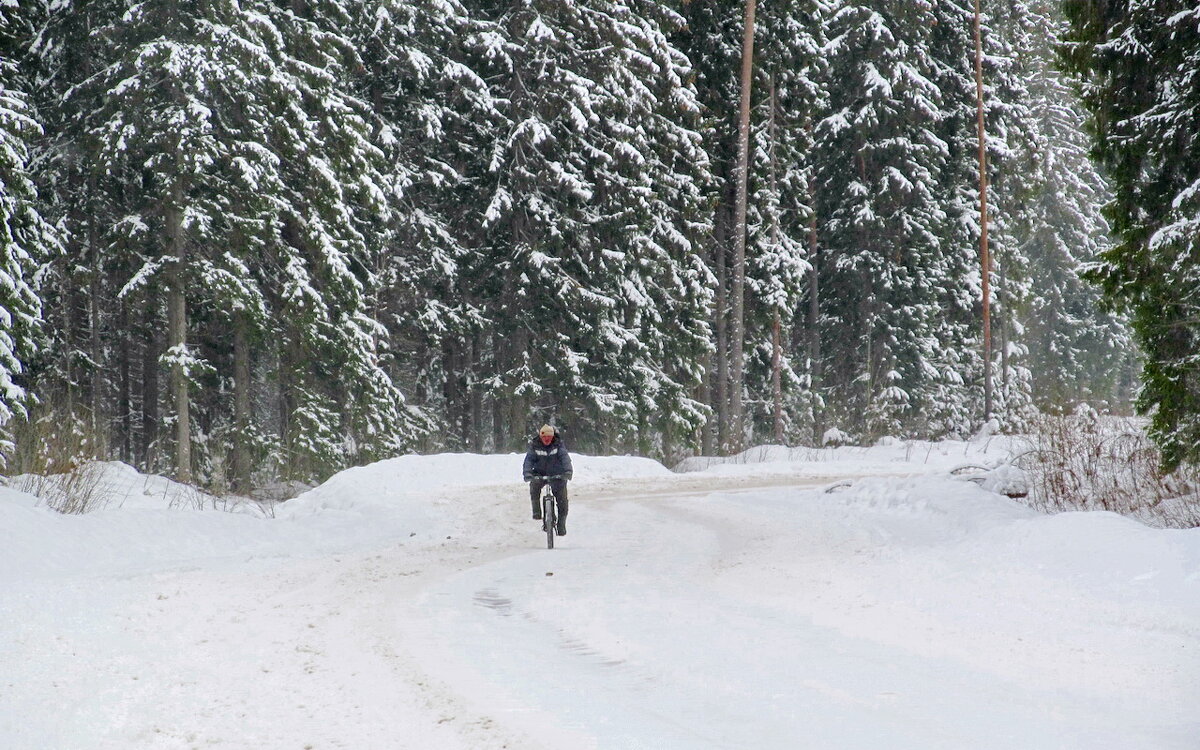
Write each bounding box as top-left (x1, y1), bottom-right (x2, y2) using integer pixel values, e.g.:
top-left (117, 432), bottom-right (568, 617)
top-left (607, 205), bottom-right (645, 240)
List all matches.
top-left (231, 318), bottom-right (251, 492)
top-left (62, 278), bottom-right (75, 420)
top-left (166, 189), bottom-right (191, 484)
top-left (729, 0), bottom-right (757, 454)
top-left (772, 312), bottom-right (783, 443)
top-left (806, 141), bottom-right (822, 444)
top-left (491, 333), bottom-right (507, 453)
top-left (714, 218), bottom-right (729, 451)
top-left (999, 260), bottom-right (1009, 394)
top-left (89, 253), bottom-right (103, 456)
top-left (141, 298), bottom-right (159, 471)
top-left (974, 0), bottom-right (993, 421)
top-left (119, 301), bottom-right (131, 464)
top-left (470, 331), bottom-right (485, 453)
top-left (768, 76), bottom-right (783, 444)
top-left (700, 348), bottom-right (715, 455)
top-left (811, 213), bottom-right (820, 441)
top-left (278, 335), bottom-right (295, 478)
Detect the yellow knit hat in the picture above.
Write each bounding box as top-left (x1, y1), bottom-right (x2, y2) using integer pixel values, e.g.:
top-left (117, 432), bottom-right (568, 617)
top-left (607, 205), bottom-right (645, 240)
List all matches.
top-left (539, 424), bottom-right (555, 437)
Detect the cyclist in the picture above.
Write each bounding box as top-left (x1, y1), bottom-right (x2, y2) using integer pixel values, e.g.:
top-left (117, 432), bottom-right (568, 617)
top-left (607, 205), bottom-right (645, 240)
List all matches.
top-left (523, 424), bottom-right (572, 535)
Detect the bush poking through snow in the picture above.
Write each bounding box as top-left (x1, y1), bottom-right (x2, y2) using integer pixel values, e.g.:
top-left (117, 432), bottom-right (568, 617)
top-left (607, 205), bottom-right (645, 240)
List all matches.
top-left (5, 411), bottom-right (109, 514)
top-left (1012, 409), bottom-right (1200, 528)
top-left (9, 461), bottom-right (108, 514)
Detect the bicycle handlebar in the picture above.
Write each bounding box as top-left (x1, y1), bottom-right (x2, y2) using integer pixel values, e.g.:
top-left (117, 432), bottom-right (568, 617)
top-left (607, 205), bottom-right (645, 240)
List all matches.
top-left (527, 474), bottom-right (566, 481)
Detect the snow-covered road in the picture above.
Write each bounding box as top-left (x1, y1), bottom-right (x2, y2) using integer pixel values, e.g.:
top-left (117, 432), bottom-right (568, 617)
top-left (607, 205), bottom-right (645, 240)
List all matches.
top-left (2, 450), bottom-right (1198, 749)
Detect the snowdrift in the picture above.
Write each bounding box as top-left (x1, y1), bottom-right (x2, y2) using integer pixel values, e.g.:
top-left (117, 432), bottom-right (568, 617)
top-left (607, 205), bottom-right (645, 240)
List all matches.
top-left (0, 452), bottom-right (672, 581)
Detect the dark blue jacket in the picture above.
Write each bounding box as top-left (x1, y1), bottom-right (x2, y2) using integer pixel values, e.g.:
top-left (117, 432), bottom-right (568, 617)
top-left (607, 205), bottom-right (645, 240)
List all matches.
top-left (523, 434), bottom-right (573, 479)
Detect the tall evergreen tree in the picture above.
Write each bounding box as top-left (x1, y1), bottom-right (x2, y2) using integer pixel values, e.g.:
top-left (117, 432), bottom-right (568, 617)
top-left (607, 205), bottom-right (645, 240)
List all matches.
top-left (465, 0), bottom-right (713, 455)
top-left (995, 0), bottom-right (1129, 414)
top-left (813, 0), bottom-right (959, 439)
top-left (347, 0), bottom-right (497, 451)
top-left (743, 0), bottom-right (824, 444)
top-left (0, 0), bottom-right (49, 440)
top-left (34, 0), bottom-right (425, 482)
top-left (1063, 1), bottom-right (1198, 468)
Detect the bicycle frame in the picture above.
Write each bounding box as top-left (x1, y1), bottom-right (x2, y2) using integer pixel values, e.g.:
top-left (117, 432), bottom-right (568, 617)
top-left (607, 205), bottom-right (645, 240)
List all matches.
top-left (535, 474), bottom-right (564, 549)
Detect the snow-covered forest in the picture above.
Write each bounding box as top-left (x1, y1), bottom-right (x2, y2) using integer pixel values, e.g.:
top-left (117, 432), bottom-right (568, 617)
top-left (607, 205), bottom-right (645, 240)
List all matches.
top-left (0, 0), bottom-right (1159, 488)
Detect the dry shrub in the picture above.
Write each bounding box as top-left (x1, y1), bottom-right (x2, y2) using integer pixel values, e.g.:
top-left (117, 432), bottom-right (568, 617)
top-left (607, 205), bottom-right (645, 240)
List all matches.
top-left (10, 461), bottom-right (108, 514)
top-left (1012, 407), bottom-right (1200, 528)
top-left (6, 409), bottom-right (109, 514)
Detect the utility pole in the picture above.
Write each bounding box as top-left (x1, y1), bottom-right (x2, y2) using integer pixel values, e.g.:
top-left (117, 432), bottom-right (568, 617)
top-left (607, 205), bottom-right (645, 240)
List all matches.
top-left (974, 0), bottom-right (993, 421)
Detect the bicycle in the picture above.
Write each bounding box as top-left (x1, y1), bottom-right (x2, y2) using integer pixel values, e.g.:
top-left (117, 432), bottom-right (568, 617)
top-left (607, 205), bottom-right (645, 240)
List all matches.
top-left (534, 474), bottom-right (565, 549)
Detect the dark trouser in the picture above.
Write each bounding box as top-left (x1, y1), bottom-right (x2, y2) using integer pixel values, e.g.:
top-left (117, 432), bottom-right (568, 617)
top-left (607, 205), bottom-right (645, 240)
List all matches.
top-left (530, 477), bottom-right (568, 519)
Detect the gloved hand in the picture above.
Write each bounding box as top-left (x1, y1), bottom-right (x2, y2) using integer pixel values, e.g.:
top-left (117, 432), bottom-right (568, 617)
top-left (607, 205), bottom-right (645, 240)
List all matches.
top-left (523, 474), bottom-right (533, 482)
top-left (564, 472), bottom-right (573, 481)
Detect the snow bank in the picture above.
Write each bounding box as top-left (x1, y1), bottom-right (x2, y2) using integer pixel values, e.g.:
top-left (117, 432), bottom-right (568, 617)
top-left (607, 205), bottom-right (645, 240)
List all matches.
top-left (0, 453), bottom-right (672, 581)
top-left (673, 438), bottom-right (1017, 477)
top-left (281, 452), bottom-right (670, 516)
top-left (7, 460), bottom-right (245, 512)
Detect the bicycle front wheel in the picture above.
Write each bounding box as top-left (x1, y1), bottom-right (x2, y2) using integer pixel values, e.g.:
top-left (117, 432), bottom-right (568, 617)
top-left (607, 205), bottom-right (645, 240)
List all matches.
top-left (544, 494), bottom-right (555, 549)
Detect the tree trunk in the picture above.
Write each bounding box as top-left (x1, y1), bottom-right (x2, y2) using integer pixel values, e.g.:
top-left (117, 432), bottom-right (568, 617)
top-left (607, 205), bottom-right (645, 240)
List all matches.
top-left (278, 335), bottom-right (295, 478)
top-left (999, 260), bottom-right (1009, 395)
top-left (699, 347), bottom-right (715, 455)
top-left (231, 318), bottom-right (251, 492)
top-left (491, 333), bottom-right (507, 453)
top-left (89, 256), bottom-right (103, 456)
top-left (470, 331), bottom-right (485, 453)
top-left (166, 190), bottom-right (191, 484)
top-left (714, 214), bottom-right (729, 451)
top-left (141, 297), bottom-right (159, 471)
top-left (772, 312), bottom-right (783, 443)
top-left (119, 300), bottom-right (131, 464)
top-left (807, 205), bottom-right (821, 444)
top-left (729, 0), bottom-right (757, 454)
top-left (768, 76), bottom-right (783, 444)
top-left (806, 120), bottom-right (822, 444)
top-left (974, 0), bottom-right (993, 422)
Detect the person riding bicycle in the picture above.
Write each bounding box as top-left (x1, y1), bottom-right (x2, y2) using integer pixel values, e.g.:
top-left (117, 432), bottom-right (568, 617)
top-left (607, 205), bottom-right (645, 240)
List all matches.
top-left (523, 424), bottom-right (572, 535)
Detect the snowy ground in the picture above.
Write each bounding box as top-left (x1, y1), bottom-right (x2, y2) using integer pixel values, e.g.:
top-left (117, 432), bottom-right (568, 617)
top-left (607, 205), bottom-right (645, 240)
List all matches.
top-left (2, 440), bottom-right (1198, 749)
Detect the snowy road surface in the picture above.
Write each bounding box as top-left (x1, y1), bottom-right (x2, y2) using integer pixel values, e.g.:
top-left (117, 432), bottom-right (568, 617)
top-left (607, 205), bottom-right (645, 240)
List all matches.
top-left (1, 449), bottom-right (1198, 749)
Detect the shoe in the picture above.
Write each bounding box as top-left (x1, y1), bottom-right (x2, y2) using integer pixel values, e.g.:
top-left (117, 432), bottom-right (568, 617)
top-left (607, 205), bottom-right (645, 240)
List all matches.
top-left (532, 511), bottom-right (542, 520)
top-left (556, 518), bottom-right (566, 536)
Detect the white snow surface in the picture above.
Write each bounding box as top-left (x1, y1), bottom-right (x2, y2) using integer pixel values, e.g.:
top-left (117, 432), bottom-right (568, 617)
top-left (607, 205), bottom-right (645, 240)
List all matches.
top-left (2, 444), bottom-right (1197, 749)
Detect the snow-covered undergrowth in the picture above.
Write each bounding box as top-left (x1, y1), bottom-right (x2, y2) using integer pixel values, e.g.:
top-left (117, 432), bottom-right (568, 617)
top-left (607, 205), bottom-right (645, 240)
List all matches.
top-left (2, 446), bottom-right (1197, 748)
top-left (8, 460), bottom-right (255, 514)
top-left (673, 434), bottom-right (1020, 478)
top-left (1012, 411), bottom-right (1200, 528)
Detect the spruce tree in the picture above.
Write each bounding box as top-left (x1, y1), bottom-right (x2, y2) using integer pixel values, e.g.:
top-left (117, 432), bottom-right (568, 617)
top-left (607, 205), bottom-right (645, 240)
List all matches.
top-left (0, 1), bottom-right (49, 440)
top-left (1063, 2), bottom-right (1199, 468)
top-left (465, 0), bottom-right (713, 455)
top-left (743, 0), bottom-right (825, 444)
top-left (997, 0), bottom-right (1129, 414)
top-left (813, 0), bottom-right (954, 439)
